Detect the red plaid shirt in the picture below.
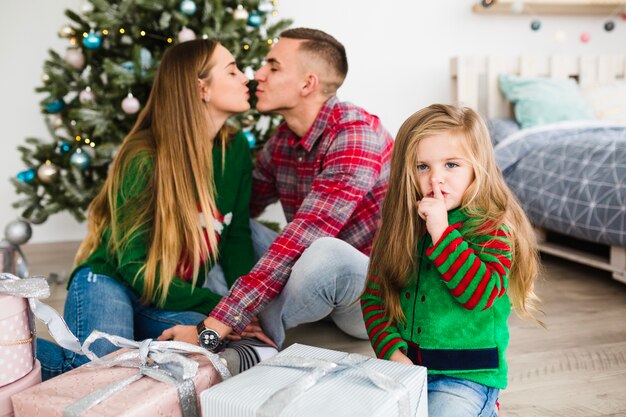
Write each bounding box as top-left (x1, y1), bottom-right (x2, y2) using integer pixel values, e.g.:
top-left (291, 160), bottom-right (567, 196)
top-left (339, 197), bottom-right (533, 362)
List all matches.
top-left (210, 96), bottom-right (394, 332)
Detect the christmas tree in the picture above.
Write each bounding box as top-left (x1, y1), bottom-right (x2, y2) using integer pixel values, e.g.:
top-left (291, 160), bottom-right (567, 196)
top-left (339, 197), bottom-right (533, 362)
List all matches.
top-left (12, 0), bottom-right (291, 225)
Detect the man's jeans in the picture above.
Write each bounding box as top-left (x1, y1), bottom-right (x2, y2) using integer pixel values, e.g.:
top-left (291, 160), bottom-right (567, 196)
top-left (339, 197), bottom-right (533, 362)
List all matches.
top-left (37, 267), bottom-right (205, 381)
top-left (248, 220), bottom-right (369, 348)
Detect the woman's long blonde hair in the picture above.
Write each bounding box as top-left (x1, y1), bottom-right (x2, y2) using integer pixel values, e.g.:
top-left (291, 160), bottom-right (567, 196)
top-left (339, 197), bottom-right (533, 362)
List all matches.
top-left (367, 104), bottom-right (541, 324)
top-left (75, 39), bottom-right (227, 306)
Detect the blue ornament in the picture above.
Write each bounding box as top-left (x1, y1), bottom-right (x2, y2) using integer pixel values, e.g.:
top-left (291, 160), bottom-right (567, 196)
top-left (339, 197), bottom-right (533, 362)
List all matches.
top-left (179, 0), bottom-right (197, 16)
top-left (46, 99), bottom-right (65, 113)
top-left (121, 61), bottom-right (135, 72)
top-left (247, 12), bottom-right (262, 27)
top-left (531, 20), bottom-right (541, 31)
top-left (83, 31), bottom-right (102, 49)
top-left (140, 48), bottom-right (152, 71)
top-left (16, 168), bottom-right (36, 184)
top-left (243, 130), bottom-right (256, 148)
top-left (70, 150), bottom-right (91, 170)
top-left (57, 141), bottom-right (72, 154)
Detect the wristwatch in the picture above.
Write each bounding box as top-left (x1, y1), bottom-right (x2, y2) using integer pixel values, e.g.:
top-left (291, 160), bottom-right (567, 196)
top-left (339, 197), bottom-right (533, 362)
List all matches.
top-left (196, 320), bottom-right (222, 352)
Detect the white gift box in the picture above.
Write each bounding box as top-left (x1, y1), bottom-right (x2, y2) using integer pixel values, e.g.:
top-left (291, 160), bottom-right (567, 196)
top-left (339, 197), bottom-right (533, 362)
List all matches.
top-left (201, 343), bottom-right (427, 417)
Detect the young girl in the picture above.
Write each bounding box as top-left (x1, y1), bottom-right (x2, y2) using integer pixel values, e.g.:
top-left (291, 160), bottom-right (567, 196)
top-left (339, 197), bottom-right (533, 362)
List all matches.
top-left (37, 39), bottom-right (273, 380)
top-left (361, 104), bottom-right (541, 417)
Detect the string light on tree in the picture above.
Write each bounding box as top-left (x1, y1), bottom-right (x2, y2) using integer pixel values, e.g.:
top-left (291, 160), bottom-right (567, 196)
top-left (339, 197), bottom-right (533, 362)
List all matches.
top-left (121, 93), bottom-right (140, 114)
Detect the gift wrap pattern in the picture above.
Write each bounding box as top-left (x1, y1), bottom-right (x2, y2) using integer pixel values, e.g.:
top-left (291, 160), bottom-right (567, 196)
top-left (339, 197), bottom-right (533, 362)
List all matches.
top-left (0, 295), bottom-right (34, 387)
top-left (0, 360), bottom-right (41, 417)
top-left (201, 343), bottom-right (428, 417)
top-left (11, 351), bottom-right (223, 417)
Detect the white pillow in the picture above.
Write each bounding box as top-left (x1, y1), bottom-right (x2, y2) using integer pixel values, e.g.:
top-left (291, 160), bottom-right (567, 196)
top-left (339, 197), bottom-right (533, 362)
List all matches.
top-left (581, 80), bottom-right (626, 122)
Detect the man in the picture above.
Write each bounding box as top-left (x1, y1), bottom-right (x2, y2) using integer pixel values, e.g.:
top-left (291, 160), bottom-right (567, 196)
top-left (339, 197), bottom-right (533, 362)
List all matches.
top-left (161, 28), bottom-right (394, 354)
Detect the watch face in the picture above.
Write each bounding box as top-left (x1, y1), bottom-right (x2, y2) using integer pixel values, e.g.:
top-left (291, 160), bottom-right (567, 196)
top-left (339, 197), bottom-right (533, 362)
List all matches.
top-left (199, 329), bottom-right (220, 351)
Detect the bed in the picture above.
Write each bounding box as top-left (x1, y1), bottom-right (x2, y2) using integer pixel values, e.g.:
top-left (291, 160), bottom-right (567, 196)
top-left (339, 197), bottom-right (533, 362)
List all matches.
top-left (450, 55), bottom-right (626, 283)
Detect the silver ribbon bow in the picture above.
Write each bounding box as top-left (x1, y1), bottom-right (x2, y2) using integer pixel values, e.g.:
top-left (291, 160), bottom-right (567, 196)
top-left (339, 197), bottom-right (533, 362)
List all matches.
top-left (0, 272), bottom-right (82, 353)
top-left (255, 353), bottom-right (413, 417)
top-left (63, 331), bottom-right (231, 417)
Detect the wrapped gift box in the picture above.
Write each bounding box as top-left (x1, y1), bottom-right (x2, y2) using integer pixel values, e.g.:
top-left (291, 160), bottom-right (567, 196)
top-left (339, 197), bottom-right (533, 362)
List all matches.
top-left (201, 343), bottom-right (428, 417)
top-left (11, 349), bottom-right (224, 417)
top-left (0, 295), bottom-right (34, 388)
top-left (0, 360), bottom-right (41, 417)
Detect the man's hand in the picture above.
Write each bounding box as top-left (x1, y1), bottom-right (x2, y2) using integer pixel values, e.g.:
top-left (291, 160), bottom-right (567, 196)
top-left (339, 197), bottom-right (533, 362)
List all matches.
top-left (225, 316), bottom-right (277, 348)
top-left (157, 324), bottom-right (198, 345)
top-left (389, 349), bottom-right (414, 365)
top-left (417, 179), bottom-right (448, 243)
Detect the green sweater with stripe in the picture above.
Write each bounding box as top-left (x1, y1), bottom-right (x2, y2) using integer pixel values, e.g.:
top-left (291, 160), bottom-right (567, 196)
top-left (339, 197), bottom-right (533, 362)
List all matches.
top-left (69, 133), bottom-right (255, 315)
top-left (361, 209), bottom-right (513, 389)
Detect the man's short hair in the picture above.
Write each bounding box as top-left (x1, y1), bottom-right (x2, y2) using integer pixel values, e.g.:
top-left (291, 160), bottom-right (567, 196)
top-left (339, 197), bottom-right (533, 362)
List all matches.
top-left (280, 27), bottom-right (348, 92)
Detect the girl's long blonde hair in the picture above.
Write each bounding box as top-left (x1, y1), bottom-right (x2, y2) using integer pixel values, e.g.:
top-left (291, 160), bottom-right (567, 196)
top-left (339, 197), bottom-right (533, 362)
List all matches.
top-left (368, 104), bottom-right (541, 324)
top-left (75, 39), bottom-right (227, 306)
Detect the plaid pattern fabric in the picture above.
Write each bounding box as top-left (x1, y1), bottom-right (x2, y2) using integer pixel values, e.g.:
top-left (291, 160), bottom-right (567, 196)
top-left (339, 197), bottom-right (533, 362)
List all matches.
top-left (210, 96), bottom-right (394, 332)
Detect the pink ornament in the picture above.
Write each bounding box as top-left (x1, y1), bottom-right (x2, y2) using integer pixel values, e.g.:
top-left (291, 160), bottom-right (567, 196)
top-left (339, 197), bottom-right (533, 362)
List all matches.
top-left (178, 27), bottom-right (196, 43)
top-left (121, 93), bottom-right (140, 114)
top-left (580, 32), bottom-right (591, 43)
top-left (79, 87), bottom-right (95, 104)
top-left (64, 48), bottom-right (85, 69)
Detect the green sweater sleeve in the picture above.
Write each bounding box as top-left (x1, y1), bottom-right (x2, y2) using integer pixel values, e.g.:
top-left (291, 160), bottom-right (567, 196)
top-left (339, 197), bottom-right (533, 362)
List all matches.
top-left (113, 154), bottom-right (222, 315)
top-left (216, 134), bottom-right (255, 288)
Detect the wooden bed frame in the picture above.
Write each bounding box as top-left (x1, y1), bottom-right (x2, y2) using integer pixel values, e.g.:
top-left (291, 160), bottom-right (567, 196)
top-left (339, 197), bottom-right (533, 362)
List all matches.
top-left (450, 55), bottom-right (626, 283)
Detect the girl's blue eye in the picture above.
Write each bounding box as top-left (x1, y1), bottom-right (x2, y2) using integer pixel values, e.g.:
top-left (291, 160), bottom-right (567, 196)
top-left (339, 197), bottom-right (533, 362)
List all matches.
top-left (445, 162), bottom-right (459, 168)
top-left (417, 164), bottom-right (428, 171)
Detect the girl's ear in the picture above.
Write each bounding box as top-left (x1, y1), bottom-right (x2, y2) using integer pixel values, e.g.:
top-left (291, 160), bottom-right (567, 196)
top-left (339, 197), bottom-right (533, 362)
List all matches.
top-left (198, 78), bottom-right (210, 102)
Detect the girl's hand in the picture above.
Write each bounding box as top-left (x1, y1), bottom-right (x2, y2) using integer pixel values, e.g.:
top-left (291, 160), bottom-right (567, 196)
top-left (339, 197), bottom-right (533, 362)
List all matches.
top-left (389, 349), bottom-right (414, 365)
top-left (417, 180), bottom-right (448, 243)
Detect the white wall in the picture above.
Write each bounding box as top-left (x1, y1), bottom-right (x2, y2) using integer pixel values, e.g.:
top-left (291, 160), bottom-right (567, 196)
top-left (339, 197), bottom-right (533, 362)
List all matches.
top-left (1, 0), bottom-right (624, 243)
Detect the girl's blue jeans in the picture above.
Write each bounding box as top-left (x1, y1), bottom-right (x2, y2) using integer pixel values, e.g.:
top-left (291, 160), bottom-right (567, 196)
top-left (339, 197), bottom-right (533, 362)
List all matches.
top-left (428, 375), bottom-right (500, 417)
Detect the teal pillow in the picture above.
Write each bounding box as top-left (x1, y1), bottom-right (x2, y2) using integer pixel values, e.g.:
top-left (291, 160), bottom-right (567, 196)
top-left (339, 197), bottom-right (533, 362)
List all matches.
top-left (499, 74), bottom-right (594, 129)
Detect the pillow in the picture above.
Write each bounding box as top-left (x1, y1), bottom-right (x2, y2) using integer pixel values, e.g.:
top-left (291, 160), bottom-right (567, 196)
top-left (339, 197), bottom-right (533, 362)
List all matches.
top-left (499, 74), bottom-right (595, 129)
top-left (487, 118), bottom-right (520, 146)
top-left (580, 80), bottom-right (626, 122)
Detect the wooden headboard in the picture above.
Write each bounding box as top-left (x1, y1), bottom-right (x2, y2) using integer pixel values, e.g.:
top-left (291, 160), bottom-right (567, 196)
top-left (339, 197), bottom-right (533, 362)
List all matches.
top-left (450, 55), bottom-right (626, 118)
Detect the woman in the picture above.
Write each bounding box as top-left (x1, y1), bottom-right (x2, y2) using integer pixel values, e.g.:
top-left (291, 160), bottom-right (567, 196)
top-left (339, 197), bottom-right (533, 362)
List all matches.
top-left (37, 39), bottom-right (258, 380)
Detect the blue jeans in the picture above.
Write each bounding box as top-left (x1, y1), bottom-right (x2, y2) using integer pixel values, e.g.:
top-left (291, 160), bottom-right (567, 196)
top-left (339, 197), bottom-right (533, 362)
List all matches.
top-left (37, 268), bottom-right (205, 381)
top-left (247, 220), bottom-right (369, 348)
top-left (428, 375), bottom-right (500, 417)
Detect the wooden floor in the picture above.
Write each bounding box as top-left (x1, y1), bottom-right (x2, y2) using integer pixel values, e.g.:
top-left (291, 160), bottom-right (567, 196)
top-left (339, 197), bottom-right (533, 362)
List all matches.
top-left (21, 241), bottom-right (626, 417)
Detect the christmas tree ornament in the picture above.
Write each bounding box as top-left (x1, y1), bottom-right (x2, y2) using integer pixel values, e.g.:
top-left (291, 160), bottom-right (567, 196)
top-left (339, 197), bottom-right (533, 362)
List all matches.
top-left (247, 12), bottom-right (262, 27)
top-left (37, 161), bottom-right (59, 184)
top-left (46, 99), bottom-right (65, 113)
top-left (83, 31), bottom-right (102, 49)
top-left (81, 1), bottom-right (95, 14)
top-left (121, 61), bottom-right (135, 72)
top-left (121, 93), bottom-right (141, 114)
top-left (16, 169), bottom-right (36, 184)
top-left (580, 32), bottom-right (591, 43)
top-left (180, 0), bottom-right (197, 16)
top-left (70, 149), bottom-right (91, 170)
top-left (29, 206), bottom-right (49, 225)
top-left (120, 35), bottom-right (133, 45)
top-left (79, 86), bottom-right (95, 104)
top-left (4, 219), bottom-right (32, 246)
top-left (258, 1), bottom-right (274, 14)
top-left (51, 114), bottom-right (63, 129)
top-left (64, 48), bottom-right (85, 69)
top-left (56, 140), bottom-right (72, 154)
top-left (510, 0), bottom-right (524, 14)
top-left (233, 5), bottom-right (249, 20)
top-left (178, 27), bottom-right (196, 42)
top-left (531, 20), bottom-right (541, 31)
top-left (604, 20), bottom-right (615, 32)
top-left (58, 25), bottom-right (76, 39)
top-left (140, 48), bottom-right (153, 71)
top-left (243, 130), bottom-right (256, 148)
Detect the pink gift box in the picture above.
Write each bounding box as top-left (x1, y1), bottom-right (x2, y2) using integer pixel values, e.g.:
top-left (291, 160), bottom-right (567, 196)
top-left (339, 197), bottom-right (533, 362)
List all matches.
top-left (11, 349), bottom-right (222, 417)
top-left (0, 360), bottom-right (41, 417)
top-left (0, 295), bottom-right (34, 388)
